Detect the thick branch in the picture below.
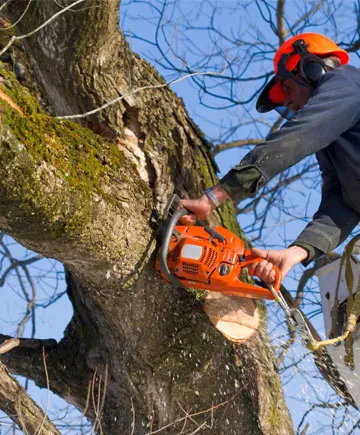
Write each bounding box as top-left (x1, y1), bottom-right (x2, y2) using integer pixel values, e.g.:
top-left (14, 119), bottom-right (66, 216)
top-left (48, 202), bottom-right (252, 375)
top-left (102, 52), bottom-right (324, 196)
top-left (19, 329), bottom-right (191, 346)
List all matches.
top-left (0, 334), bottom-right (57, 354)
top-left (0, 68), bottom-right (153, 291)
top-left (0, 360), bottom-right (60, 434)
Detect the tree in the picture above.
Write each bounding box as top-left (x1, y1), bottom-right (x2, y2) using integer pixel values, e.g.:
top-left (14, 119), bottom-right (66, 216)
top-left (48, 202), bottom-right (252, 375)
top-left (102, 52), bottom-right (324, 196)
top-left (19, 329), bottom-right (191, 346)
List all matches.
top-left (0, 1), bottom-right (293, 433)
top-left (119, 0), bottom-right (360, 432)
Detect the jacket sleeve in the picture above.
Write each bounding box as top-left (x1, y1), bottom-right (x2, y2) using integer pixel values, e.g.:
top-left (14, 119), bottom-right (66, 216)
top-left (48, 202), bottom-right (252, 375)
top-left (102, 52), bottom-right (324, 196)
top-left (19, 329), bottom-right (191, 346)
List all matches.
top-left (292, 154), bottom-right (360, 263)
top-left (220, 66), bottom-right (360, 196)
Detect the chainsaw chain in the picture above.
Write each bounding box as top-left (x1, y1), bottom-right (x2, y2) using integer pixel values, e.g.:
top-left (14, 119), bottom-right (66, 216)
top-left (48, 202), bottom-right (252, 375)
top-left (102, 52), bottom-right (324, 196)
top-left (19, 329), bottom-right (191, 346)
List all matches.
top-left (268, 285), bottom-right (317, 346)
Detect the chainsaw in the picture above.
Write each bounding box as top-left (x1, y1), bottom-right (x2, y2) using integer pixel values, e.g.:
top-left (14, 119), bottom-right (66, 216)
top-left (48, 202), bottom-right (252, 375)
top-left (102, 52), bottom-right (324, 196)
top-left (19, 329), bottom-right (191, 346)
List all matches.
top-left (156, 194), bottom-right (317, 346)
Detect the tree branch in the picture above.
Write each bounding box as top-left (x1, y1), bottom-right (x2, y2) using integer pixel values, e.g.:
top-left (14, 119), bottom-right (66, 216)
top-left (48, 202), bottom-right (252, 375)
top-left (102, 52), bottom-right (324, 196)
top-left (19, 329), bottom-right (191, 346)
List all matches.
top-left (0, 360), bottom-right (60, 434)
top-left (289, 0), bottom-right (325, 35)
top-left (276, 0), bottom-right (287, 43)
top-left (0, 334), bottom-right (57, 354)
top-left (213, 138), bottom-right (263, 155)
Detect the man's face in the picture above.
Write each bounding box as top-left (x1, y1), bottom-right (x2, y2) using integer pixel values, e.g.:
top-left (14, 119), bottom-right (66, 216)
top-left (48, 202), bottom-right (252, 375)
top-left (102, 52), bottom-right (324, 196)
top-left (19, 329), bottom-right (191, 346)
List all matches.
top-left (281, 77), bottom-right (311, 112)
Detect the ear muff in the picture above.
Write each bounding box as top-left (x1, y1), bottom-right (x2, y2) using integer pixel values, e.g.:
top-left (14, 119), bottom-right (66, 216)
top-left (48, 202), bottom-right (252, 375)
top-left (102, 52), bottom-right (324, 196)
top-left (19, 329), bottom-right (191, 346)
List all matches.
top-left (298, 53), bottom-right (327, 85)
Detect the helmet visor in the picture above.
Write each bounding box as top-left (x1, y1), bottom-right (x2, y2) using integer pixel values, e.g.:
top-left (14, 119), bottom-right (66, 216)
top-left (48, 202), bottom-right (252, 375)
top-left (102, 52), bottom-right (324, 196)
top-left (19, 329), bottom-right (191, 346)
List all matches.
top-left (256, 77), bottom-right (297, 120)
top-left (256, 52), bottom-right (299, 113)
top-left (256, 76), bottom-right (285, 113)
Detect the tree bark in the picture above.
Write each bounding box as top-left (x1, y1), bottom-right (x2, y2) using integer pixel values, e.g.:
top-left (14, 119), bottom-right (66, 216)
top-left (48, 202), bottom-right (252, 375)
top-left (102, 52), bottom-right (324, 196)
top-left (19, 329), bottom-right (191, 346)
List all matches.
top-left (0, 1), bottom-right (294, 433)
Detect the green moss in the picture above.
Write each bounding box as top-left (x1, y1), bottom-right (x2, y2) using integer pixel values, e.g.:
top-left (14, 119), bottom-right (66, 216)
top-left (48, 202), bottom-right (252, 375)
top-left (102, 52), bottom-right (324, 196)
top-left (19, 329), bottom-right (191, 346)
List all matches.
top-left (196, 148), bottom-right (216, 189)
top-left (0, 64), bottom-right (41, 116)
top-left (0, 64), bottom-right (150, 241)
top-left (268, 401), bottom-right (282, 430)
top-left (187, 287), bottom-right (208, 301)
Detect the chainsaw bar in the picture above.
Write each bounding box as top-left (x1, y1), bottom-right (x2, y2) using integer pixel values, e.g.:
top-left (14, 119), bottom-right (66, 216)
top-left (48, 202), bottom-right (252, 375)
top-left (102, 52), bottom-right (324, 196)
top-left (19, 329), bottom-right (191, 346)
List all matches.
top-left (289, 308), bottom-right (317, 345)
top-left (268, 284), bottom-right (317, 346)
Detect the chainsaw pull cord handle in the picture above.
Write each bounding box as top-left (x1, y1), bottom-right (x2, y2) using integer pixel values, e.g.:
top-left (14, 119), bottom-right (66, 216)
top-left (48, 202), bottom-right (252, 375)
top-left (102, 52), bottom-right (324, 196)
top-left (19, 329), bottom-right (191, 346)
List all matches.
top-left (159, 207), bottom-right (188, 289)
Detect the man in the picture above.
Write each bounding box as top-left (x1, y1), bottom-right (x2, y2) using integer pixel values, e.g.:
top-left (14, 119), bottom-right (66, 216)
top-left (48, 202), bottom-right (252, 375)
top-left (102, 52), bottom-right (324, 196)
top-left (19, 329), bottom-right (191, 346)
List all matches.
top-left (181, 33), bottom-right (360, 283)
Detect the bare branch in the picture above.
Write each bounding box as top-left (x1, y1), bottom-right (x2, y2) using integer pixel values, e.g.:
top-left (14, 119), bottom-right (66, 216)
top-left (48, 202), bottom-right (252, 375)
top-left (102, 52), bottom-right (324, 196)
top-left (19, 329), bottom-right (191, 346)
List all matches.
top-left (147, 389), bottom-right (243, 434)
top-left (276, 0), bottom-right (287, 44)
top-left (291, 1), bottom-right (325, 34)
top-left (213, 138), bottom-right (263, 155)
top-left (0, 360), bottom-right (60, 434)
top-left (0, 0), bottom-right (33, 32)
top-left (0, 334), bottom-right (57, 351)
top-left (34, 347), bottom-right (51, 435)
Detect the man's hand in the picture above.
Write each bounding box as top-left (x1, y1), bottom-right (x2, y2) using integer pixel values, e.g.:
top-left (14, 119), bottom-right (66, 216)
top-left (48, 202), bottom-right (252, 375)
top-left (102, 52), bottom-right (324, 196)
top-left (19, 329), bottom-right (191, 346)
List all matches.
top-left (180, 185), bottom-right (230, 225)
top-left (248, 245), bottom-right (309, 283)
top-left (179, 195), bottom-right (215, 225)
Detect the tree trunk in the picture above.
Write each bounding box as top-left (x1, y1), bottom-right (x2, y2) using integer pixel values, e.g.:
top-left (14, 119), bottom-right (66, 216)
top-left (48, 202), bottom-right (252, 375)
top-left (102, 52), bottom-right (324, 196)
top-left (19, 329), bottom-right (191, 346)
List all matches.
top-left (0, 1), bottom-right (293, 433)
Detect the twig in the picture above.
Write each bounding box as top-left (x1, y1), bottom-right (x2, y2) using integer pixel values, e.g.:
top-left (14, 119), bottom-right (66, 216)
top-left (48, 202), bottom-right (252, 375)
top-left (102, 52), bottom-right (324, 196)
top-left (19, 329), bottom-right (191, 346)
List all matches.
top-left (95, 374), bottom-right (102, 432)
top-left (276, 321), bottom-right (296, 368)
top-left (188, 421), bottom-right (208, 435)
top-left (0, 254), bottom-right (42, 287)
top-left (176, 401), bottom-right (195, 433)
top-left (176, 400), bottom-right (208, 432)
top-left (89, 366), bottom-right (108, 435)
top-left (16, 264), bottom-right (37, 338)
top-left (0, 0), bottom-right (33, 32)
top-left (0, 0), bottom-right (87, 57)
top-left (56, 69), bottom-right (226, 121)
top-left (300, 422), bottom-right (310, 434)
top-left (34, 348), bottom-right (50, 435)
top-left (90, 370), bottom-right (99, 433)
top-left (98, 365), bottom-right (108, 424)
top-left (147, 389), bottom-right (243, 434)
top-left (148, 394), bottom-right (155, 434)
top-left (290, 1), bottom-right (325, 34)
top-left (62, 383), bottom-right (92, 435)
top-left (0, 1), bottom-right (12, 14)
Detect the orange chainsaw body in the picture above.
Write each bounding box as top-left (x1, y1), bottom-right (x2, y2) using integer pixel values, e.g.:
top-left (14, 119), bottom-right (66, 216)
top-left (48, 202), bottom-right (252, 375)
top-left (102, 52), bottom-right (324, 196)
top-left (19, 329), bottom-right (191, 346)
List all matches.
top-left (156, 224), bottom-right (281, 300)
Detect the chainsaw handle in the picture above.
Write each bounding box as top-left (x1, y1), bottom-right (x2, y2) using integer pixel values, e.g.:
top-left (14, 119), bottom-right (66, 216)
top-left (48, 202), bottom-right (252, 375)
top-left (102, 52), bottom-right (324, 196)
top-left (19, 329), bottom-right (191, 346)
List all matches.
top-left (204, 226), bottom-right (225, 242)
top-left (241, 255), bottom-right (282, 294)
top-left (159, 207), bottom-right (188, 288)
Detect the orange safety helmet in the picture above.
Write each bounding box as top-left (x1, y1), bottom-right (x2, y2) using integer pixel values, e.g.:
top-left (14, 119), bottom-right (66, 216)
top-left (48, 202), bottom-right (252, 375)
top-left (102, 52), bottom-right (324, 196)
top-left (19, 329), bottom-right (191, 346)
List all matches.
top-left (256, 33), bottom-right (349, 113)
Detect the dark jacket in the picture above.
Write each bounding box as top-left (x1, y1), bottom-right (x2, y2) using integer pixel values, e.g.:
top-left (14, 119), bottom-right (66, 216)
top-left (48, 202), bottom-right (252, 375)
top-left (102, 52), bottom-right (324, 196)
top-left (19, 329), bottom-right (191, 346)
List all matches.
top-left (220, 64), bottom-right (360, 262)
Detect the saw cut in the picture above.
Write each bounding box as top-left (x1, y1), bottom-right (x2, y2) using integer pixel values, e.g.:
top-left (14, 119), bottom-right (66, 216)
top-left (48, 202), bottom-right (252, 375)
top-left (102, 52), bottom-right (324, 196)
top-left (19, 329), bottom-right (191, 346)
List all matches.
top-left (203, 291), bottom-right (260, 343)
